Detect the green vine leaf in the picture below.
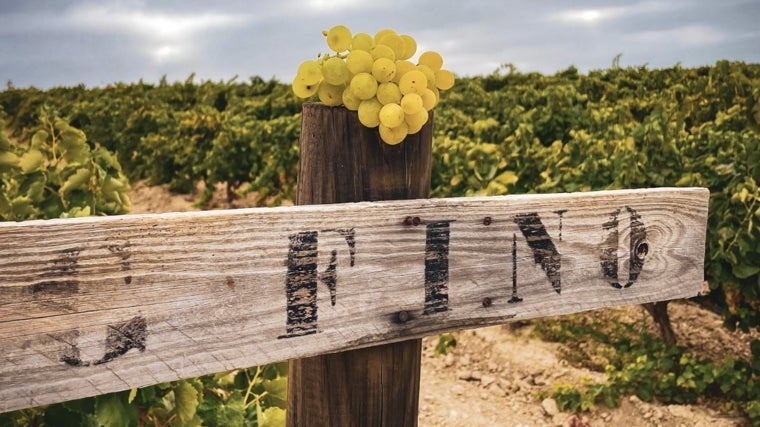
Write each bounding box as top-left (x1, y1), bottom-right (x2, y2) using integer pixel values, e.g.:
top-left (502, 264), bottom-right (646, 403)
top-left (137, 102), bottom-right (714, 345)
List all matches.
top-left (60, 167), bottom-right (92, 195)
top-left (173, 380), bottom-right (200, 425)
top-left (18, 149), bottom-right (45, 174)
top-left (0, 151), bottom-right (19, 169)
top-left (94, 393), bottom-right (137, 427)
top-left (258, 407), bottom-right (286, 427)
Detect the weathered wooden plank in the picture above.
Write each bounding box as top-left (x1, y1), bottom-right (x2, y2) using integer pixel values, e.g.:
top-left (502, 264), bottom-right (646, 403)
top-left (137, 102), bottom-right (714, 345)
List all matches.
top-left (0, 187), bottom-right (709, 412)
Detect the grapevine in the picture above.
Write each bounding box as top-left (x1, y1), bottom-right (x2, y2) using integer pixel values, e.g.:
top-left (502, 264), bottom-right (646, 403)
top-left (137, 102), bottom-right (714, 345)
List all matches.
top-left (292, 25), bottom-right (456, 145)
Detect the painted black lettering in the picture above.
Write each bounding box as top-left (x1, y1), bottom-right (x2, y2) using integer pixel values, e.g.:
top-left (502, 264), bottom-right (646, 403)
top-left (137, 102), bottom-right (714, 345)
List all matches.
top-left (107, 242), bottom-right (132, 285)
top-left (31, 248), bottom-right (81, 311)
top-left (42, 247), bottom-right (81, 278)
top-left (514, 213), bottom-right (561, 294)
top-left (31, 280), bottom-right (79, 296)
top-left (319, 249), bottom-right (338, 306)
top-left (280, 229), bottom-right (356, 338)
top-left (282, 231), bottom-right (319, 338)
top-left (57, 330), bottom-right (88, 367)
top-left (601, 207), bottom-right (648, 289)
top-left (554, 210), bottom-right (568, 241)
top-left (332, 228), bottom-right (356, 267)
top-left (60, 316), bottom-right (147, 367)
top-left (508, 233), bottom-right (523, 303)
top-left (94, 316), bottom-right (147, 365)
top-left (424, 221), bottom-right (453, 314)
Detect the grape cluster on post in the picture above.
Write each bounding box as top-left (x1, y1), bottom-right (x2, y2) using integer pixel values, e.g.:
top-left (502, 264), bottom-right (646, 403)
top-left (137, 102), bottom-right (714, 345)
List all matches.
top-left (292, 25), bottom-right (456, 145)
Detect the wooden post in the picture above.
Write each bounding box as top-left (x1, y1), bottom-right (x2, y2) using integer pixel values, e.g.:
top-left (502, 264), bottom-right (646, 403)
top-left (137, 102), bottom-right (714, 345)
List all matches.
top-left (287, 103), bottom-right (433, 426)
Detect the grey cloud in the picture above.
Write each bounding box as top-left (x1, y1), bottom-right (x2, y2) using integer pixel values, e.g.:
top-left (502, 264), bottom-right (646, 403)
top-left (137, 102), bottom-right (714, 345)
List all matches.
top-left (1, 0), bottom-right (758, 89)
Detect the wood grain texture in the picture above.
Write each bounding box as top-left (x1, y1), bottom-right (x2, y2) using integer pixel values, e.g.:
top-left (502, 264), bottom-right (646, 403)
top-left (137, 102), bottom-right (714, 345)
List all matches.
top-left (288, 102), bottom-right (431, 427)
top-left (0, 187), bottom-right (709, 413)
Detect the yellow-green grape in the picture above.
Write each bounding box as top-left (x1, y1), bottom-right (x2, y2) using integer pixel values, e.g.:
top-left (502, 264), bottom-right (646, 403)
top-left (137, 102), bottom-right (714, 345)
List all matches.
top-left (393, 60), bottom-right (415, 83)
top-left (374, 28), bottom-right (397, 43)
top-left (421, 88), bottom-right (438, 110)
top-left (400, 93), bottom-right (423, 114)
top-left (323, 56), bottom-right (350, 85)
top-left (435, 69), bottom-right (455, 90)
top-left (418, 50), bottom-right (443, 71)
top-left (378, 33), bottom-right (405, 60)
top-left (318, 83), bottom-right (344, 106)
top-left (372, 57), bottom-right (396, 83)
top-left (326, 25), bottom-right (352, 52)
top-left (416, 64), bottom-right (436, 90)
top-left (399, 35), bottom-right (417, 60)
top-left (292, 75), bottom-right (320, 98)
top-left (405, 109), bottom-right (429, 134)
top-left (349, 72), bottom-right (378, 100)
top-left (398, 69), bottom-right (428, 94)
top-left (346, 50), bottom-right (374, 74)
top-left (295, 26), bottom-right (455, 144)
top-left (376, 82), bottom-right (402, 105)
top-left (358, 98), bottom-right (383, 128)
top-left (352, 32), bottom-right (374, 51)
top-left (379, 121), bottom-right (408, 145)
top-left (379, 102), bottom-right (405, 128)
top-left (342, 86), bottom-right (362, 111)
top-left (370, 44), bottom-right (396, 61)
top-left (296, 60), bottom-right (323, 85)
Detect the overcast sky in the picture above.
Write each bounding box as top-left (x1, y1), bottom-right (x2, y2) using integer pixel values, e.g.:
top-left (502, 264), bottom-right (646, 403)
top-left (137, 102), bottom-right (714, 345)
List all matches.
top-left (1, 0), bottom-right (758, 89)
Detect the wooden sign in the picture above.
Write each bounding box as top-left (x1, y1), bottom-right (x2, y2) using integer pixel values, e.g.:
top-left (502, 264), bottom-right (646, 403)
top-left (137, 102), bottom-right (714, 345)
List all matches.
top-left (0, 187), bottom-right (709, 413)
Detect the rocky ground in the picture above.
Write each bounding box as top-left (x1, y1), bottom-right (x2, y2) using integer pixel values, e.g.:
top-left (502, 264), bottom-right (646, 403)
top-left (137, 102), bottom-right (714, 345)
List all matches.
top-left (416, 302), bottom-right (756, 427)
top-left (129, 181), bottom-right (758, 427)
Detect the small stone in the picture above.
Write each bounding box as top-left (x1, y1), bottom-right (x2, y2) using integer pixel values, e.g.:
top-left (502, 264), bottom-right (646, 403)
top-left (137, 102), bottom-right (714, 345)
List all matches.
top-left (651, 408), bottom-right (664, 420)
top-left (667, 404), bottom-right (694, 420)
top-left (541, 397), bottom-right (560, 416)
top-left (533, 406), bottom-right (547, 418)
top-left (481, 374), bottom-right (496, 387)
top-left (443, 352), bottom-right (455, 367)
top-left (452, 384), bottom-right (464, 396)
top-left (488, 361), bottom-right (499, 372)
top-left (457, 371), bottom-right (481, 381)
top-left (628, 395), bottom-right (642, 404)
top-left (517, 379), bottom-right (532, 391)
top-left (487, 382), bottom-right (505, 395)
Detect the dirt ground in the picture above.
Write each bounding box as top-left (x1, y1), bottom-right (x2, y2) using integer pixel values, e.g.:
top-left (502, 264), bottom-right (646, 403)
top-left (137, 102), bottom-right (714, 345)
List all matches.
top-left (129, 181), bottom-right (758, 427)
top-left (416, 303), bottom-right (757, 427)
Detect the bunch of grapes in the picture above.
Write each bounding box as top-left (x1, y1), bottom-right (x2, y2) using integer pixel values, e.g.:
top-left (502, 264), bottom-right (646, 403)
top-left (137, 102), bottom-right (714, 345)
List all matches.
top-left (292, 25), bottom-right (455, 145)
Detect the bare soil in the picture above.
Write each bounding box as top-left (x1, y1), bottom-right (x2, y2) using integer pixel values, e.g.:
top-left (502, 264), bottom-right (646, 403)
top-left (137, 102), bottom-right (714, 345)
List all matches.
top-left (128, 181), bottom-right (758, 427)
top-left (417, 302), bottom-right (757, 427)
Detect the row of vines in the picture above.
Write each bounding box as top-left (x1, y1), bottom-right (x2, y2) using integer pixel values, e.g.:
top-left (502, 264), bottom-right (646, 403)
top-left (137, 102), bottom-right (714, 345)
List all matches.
top-left (1, 60), bottom-right (759, 424)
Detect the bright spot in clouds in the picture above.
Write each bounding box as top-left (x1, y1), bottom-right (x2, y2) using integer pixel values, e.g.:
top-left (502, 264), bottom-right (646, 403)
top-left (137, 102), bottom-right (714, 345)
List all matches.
top-left (551, 7), bottom-right (622, 24)
top-left (69, 6), bottom-right (246, 39)
top-left (152, 45), bottom-right (182, 62)
top-left (567, 9), bottom-right (603, 23)
top-left (67, 4), bottom-right (248, 63)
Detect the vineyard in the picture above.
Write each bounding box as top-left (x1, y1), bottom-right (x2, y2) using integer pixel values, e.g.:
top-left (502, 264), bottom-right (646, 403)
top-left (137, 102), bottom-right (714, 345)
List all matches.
top-left (1, 60), bottom-right (759, 425)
